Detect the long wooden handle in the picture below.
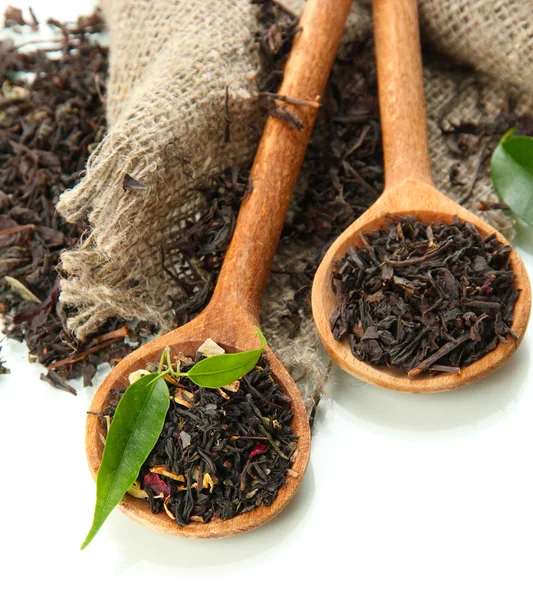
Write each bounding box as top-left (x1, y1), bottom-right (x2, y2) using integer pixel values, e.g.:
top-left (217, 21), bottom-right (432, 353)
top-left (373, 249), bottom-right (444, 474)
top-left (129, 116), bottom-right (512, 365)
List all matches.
top-left (209, 0), bottom-right (352, 320)
top-left (374, 0), bottom-right (433, 188)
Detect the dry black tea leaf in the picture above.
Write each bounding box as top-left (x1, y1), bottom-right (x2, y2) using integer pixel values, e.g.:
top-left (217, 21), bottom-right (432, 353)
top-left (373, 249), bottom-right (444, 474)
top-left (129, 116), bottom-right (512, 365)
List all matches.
top-left (0, 10), bottom-right (150, 386)
top-left (4, 6), bottom-right (26, 27)
top-left (330, 216), bottom-right (519, 377)
top-left (122, 174), bottom-right (147, 191)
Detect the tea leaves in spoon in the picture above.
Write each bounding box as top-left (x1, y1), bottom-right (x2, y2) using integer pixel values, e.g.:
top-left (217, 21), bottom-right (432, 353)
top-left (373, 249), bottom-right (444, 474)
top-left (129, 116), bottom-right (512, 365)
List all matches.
top-left (81, 373), bottom-right (170, 549)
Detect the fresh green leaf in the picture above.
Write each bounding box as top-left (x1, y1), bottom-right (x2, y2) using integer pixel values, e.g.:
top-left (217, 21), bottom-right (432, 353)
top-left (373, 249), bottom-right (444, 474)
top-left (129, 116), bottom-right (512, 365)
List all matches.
top-left (81, 373), bottom-right (170, 549)
top-left (254, 326), bottom-right (267, 349)
top-left (186, 328), bottom-right (267, 389)
top-left (491, 131), bottom-right (533, 226)
top-left (186, 348), bottom-right (262, 388)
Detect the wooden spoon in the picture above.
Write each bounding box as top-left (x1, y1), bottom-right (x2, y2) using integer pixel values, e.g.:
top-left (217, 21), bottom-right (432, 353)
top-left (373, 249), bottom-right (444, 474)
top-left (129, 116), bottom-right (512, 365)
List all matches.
top-left (86, 0), bottom-right (353, 539)
top-left (312, 0), bottom-right (531, 393)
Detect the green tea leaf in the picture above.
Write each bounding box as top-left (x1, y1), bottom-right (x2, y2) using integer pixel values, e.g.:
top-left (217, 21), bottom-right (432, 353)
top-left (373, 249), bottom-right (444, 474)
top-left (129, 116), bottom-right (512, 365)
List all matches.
top-left (491, 132), bottom-right (533, 226)
top-left (186, 328), bottom-right (267, 388)
top-left (82, 373), bottom-right (170, 549)
top-left (186, 348), bottom-right (262, 388)
top-left (254, 326), bottom-right (267, 349)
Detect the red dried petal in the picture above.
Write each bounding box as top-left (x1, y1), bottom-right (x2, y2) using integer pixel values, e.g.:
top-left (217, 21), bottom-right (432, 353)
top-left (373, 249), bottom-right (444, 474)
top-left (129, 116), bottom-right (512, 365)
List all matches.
top-left (143, 472), bottom-right (170, 496)
top-left (480, 274), bottom-right (496, 296)
top-left (249, 442), bottom-right (268, 459)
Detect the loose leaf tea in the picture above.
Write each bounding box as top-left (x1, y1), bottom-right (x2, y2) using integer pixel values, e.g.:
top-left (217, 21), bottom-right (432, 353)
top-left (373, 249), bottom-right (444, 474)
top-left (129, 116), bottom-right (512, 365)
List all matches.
top-left (138, 356), bottom-right (295, 526)
top-left (491, 130), bottom-right (533, 226)
top-left (87, 339), bottom-right (296, 539)
top-left (0, 10), bottom-right (151, 387)
top-left (330, 216), bottom-right (519, 377)
top-left (82, 373), bottom-right (170, 549)
top-left (84, 330), bottom-right (285, 545)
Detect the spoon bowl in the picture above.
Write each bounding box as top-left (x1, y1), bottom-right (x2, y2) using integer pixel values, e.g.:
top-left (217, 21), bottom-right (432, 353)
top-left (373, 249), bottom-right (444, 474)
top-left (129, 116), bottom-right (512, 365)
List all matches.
top-left (312, 179), bottom-right (531, 393)
top-left (312, 0), bottom-right (531, 393)
top-left (86, 306), bottom-right (311, 538)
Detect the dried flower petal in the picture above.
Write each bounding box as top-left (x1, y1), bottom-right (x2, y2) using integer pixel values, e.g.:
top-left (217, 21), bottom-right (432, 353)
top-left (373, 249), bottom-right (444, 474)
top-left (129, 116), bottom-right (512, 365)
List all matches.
top-left (222, 380), bottom-right (240, 393)
top-left (143, 472), bottom-right (170, 496)
top-left (174, 390), bottom-right (194, 408)
top-left (163, 495), bottom-right (175, 521)
top-left (249, 442), bottom-right (268, 459)
top-left (128, 369), bottom-right (151, 384)
top-left (197, 338), bottom-right (225, 357)
top-left (217, 388), bottom-right (230, 400)
top-left (179, 431), bottom-right (191, 448)
top-left (149, 465), bottom-right (185, 482)
top-left (127, 480), bottom-right (148, 499)
top-left (202, 473), bottom-right (215, 493)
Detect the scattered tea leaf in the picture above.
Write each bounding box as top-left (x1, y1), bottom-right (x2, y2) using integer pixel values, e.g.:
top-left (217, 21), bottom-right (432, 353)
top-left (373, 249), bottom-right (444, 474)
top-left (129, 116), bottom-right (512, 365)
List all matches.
top-left (491, 130), bottom-right (533, 226)
top-left (82, 373), bottom-right (170, 549)
top-left (4, 276), bottom-right (41, 303)
top-left (122, 174), bottom-right (147, 191)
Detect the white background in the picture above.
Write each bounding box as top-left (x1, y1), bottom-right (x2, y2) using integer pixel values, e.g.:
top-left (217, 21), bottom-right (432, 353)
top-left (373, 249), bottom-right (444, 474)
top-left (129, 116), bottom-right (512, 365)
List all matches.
top-left (1, 2), bottom-right (533, 598)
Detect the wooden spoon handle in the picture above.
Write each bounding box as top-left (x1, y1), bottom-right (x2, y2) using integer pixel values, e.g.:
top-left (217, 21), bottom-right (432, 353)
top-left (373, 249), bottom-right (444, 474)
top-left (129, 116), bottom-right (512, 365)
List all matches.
top-left (209, 0), bottom-right (352, 320)
top-left (374, 0), bottom-right (433, 188)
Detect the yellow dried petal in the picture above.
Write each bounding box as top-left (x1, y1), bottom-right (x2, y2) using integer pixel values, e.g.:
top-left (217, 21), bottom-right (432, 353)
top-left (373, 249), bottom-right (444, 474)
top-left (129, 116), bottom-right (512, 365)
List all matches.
top-left (203, 473), bottom-right (215, 493)
top-left (174, 390), bottom-right (193, 408)
top-left (217, 388), bottom-right (230, 400)
top-left (222, 380), bottom-right (240, 393)
top-left (127, 481), bottom-right (148, 499)
top-left (272, 419), bottom-right (282, 431)
top-left (150, 465), bottom-right (185, 482)
top-left (287, 469), bottom-right (299, 478)
top-left (128, 369), bottom-right (151, 384)
top-left (163, 496), bottom-right (175, 521)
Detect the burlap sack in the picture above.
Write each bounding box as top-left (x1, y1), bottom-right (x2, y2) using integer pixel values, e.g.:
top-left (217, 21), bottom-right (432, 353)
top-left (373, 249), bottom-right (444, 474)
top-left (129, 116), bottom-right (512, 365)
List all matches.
top-left (57, 0), bottom-right (533, 415)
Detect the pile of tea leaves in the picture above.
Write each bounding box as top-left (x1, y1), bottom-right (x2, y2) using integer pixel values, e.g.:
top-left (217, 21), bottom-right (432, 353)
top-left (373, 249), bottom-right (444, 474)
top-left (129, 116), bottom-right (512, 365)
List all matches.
top-left (330, 216), bottom-right (518, 377)
top-left (0, 9), bottom-right (155, 392)
top-left (98, 352), bottom-right (296, 526)
top-left (2, 2), bottom-right (531, 393)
